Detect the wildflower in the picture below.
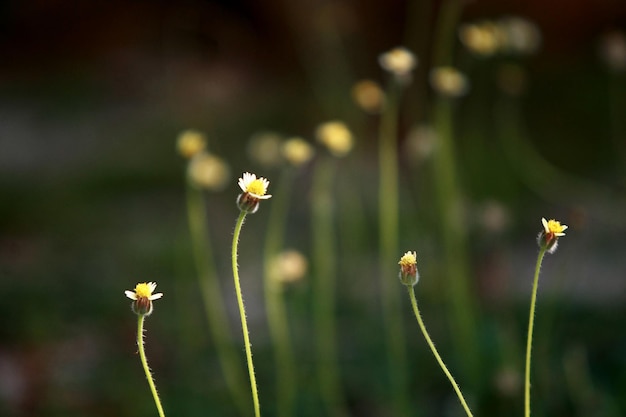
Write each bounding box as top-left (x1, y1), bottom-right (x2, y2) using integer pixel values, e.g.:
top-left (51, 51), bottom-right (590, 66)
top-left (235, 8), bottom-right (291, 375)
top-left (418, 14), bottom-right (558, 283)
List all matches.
top-left (379, 47), bottom-right (417, 84)
top-left (315, 121), bottom-right (354, 157)
top-left (430, 66), bottom-right (470, 98)
top-left (498, 17), bottom-right (541, 55)
top-left (398, 251), bottom-right (419, 286)
top-left (187, 152), bottom-right (230, 190)
top-left (537, 217), bottom-right (568, 254)
top-left (351, 79), bottom-right (385, 113)
top-left (282, 137), bottom-right (315, 166)
top-left (177, 129), bottom-right (207, 159)
top-left (237, 172), bottom-right (272, 214)
top-left (125, 282), bottom-right (164, 316)
top-left (271, 250), bottom-right (309, 285)
top-left (247, 131), bottom-right (284, 168)
top-left (458, 21), bottom-right (503, 56)
top-left (404, 124), bottom-right (437, 164)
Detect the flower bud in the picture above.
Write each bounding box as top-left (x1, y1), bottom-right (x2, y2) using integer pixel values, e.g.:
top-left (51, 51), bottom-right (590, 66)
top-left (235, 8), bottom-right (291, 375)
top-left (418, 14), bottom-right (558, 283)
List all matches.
top-left (398, 251), bottom-right (419, 286)
top-left (537, 217), bottom-right (568, 254)
top-left (124, 282), bottom-right (163, 316)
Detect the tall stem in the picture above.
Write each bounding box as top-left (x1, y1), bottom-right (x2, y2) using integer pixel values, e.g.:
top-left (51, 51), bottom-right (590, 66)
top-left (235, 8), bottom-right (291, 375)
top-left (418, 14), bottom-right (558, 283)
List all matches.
top-left (525, 247), bottom-right (547, 417)
top-left (407, 287), bottom-right (473, 417)
top-left (186, 182), bottom-right (250, 416)
top-left (263, 170), bottom-right (297, 417)
top-left (312, 156), bottom-right (348, 417)
top-left (378, 78), bottom-right (409, 414)
top-left (137, 314), bottom-right (166, 417)
top-left (232, 211), bottom-right (261, 417)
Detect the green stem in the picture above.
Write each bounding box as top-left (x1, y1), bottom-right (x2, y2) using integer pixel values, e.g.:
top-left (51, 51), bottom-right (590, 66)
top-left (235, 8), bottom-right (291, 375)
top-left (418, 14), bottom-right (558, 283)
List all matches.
top-left (186, 182), bottom-right (250, 416)
top-left (232, 211), bottom-right (261, 417)
top-left (378, 78), bottom-right (409, 414)
top-left (137, 314), bottom-right (166, 417)
top-left (407, 287), bottom-right (473, 417)
top-left (312, 156), bottom-right (348, 417)
top-left (263, 170), bottom-right (297, 417)
top-left (525, 247), bottom-right (547, 417)
top-left (432, 96), bottom-right (480, 382)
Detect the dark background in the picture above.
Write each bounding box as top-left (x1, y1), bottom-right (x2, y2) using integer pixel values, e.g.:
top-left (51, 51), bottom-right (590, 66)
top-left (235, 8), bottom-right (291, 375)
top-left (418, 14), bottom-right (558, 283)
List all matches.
top-left (1, 0), bottom-right (625, 416)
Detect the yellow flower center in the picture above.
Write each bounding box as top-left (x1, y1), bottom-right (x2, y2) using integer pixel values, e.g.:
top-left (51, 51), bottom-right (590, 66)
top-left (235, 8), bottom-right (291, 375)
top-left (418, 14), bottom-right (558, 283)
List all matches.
top-left (134, 283), bottom-right (153, 298)
top-left (398, 251), bottom-right (417, 267)
top-left (247, 179), bottom-right (268, 196)
top-left (546, 219), bottom-right (566, 234)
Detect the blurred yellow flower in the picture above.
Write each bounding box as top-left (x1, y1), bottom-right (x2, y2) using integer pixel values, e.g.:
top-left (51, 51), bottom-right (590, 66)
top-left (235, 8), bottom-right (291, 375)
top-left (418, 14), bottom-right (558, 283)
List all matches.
top-left (247, 131), bottom-right (283, 168)
top-left (429, 66), bottom-right (470, 98)
top-left (271, 249), bottom-right (309, 285)
top-left (177, 129), bottom-right (207, 159)
top-left (458, 22), bottom-right (503, 56)
top-left (282, 137), bottom-right (315, 166)
top-left (351, 79), bottom-right (385, 113)
top-left (187, 152), bottom-right (230, 191)
top-left (315, 121), bottom-right (354, 157)
top-left (379, 47), bottom-right (417, 83)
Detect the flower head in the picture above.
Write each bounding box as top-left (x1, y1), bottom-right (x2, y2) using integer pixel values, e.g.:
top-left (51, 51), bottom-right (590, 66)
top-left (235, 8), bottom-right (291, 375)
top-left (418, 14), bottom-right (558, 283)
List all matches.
top-left (351, 79), bottom-right (385, 114)
top-left (398, 251), bottom-right (419, 286)
top-left (125, 282), bottom-right (163, 316)
top-left (177, 129), bottom-right (207, 159)
top-left (237, 172), bottom-right (272, 213)
top-left (429, 66), bottom-right (470, 98)
top-left (282, 137), bottom-right (315, 166)
top-left (379, 47), bottom-right (417, 84)
top-left (270, 249), bottom-right (309, 286)
top-left (187, 152), bottom-right (230, 190)
top-left (247, 131), bottom-right (284, 168)
top-left (315, 121), bottom-right (354, 157)
top-left (538, 217), bottom-right (568, 254)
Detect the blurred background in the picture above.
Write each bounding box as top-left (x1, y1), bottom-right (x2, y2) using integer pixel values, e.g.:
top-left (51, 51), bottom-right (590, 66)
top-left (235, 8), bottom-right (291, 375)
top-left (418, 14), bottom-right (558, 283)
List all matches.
top-left (1, 0), bottom-right (626, 416)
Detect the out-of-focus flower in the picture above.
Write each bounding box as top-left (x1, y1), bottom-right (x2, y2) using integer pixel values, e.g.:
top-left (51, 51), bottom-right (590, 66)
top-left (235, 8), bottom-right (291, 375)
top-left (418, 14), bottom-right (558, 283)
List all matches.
top-left (600, 30), bottom-right (626, 72)
top-left (429, 66), bottom-right (470, 98)
top-left (351, 79), bottom-right (385, 113)
top-left (177, 130), bottom-right (207, 159)
top-left (398, 251), bottom-right (419, 287)
top-left (187, 152), bottom-right (230, 191)
top-left (498, 17), bottom-right (541, 55)
top-left (125, 282), bottom-right (163, 316)
top-left (282, 137), bottom-right (315, 167)
top-left (379, 47), bottom-right (417, 84)
top-left (270, 250), bottom-right (309, 285)
top-left (537, 217), bottom-right (568, 254)
top-left (316, 121), bottom-right (354, 157)
top-left (404, 125), bottom-right (437, 164)
top-left (237, 172), bottom-right (272, 213)
top-left (247, 131), bottom-right (284, 168)
top-left (458, 21), bottom-right (503, 56)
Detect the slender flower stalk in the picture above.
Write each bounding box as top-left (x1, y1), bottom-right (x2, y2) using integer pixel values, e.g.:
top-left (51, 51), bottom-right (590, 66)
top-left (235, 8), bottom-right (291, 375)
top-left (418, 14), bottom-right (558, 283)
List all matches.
top-left (311, 156), bottom-right (349, 417)
top-left (398, 253), bottom-right (473, 417)
top-left (185, 180), bottom-right (250, 417)
top-left (262, 168), bottom-right (297, 417)
top-left (125, 282), bottom-right (165, 417)
top-left (313, 124), bottom-right (354, 417)
top-left (525, 218), bottom-right (568, 417)
top-left (377, 46), bottom-right (416, 415)
top-left (232, 172), bottom-right (272, 417)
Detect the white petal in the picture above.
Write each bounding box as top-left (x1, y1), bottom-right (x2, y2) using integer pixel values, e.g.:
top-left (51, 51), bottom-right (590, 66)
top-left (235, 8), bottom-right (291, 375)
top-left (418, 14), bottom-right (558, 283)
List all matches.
top-left (150, 293), bottom-right (164, 300)
top-left (125, 291), bottom-right (137, 300)
top-left (541, 217), bottom-right (549, 232)
top-left (560, 225), bottom-right (568, 231)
